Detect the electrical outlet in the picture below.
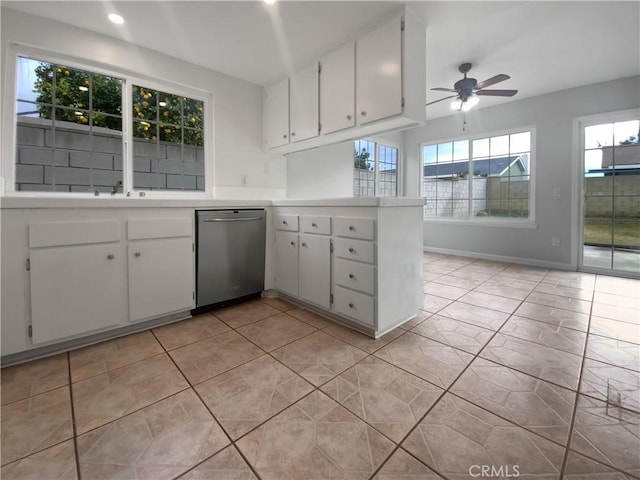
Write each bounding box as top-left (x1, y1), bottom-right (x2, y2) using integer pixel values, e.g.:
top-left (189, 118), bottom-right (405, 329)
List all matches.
top-left (552, 237), bottom-right (560, 247)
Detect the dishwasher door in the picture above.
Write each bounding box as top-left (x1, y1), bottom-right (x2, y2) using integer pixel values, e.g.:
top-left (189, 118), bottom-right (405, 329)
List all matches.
top-left (196, 209), bottom-right (266, 307)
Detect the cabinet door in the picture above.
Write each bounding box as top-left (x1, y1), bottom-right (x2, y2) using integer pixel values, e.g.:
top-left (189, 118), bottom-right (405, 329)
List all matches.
top-left (320, 42), bottom-right (355, 134)
top-left (290, 63), bottom-right (319, 142)
top-left (356, 16), bottom-right (402, 124)
top-left (128, 237), bottom-right (194, 322)
top-left (30, 244), bottom-right (124, 344)
top-left (264, 78), bottom-right (290, 148)
top-left (299, 235), bottom-right (330, 308)
top-left (275, 231), bottom-right (299, 297)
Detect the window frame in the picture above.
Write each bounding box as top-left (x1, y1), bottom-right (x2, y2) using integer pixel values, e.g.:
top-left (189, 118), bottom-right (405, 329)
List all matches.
top-left (2, 44), bottom-right (214, 198)
top-left (353, 138), bottom-right (402, 197)
top-left (420, 125), bottom-right (537, 228)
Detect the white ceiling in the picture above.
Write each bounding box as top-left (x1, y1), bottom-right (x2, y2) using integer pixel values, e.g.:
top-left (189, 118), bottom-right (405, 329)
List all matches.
top-left (3, 1), bottom-right (639, 120)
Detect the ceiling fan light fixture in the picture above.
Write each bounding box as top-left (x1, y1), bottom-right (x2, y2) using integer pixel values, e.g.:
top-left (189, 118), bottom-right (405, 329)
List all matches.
top-left (450, 94), bottom-right (479, 112)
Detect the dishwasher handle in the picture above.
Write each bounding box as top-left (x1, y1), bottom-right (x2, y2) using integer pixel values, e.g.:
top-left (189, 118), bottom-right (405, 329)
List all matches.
top-left (202, 217), bottom-right (263, 222)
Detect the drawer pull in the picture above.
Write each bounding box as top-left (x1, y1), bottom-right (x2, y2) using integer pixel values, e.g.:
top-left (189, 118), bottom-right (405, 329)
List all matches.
top-left (134, 252), bottom-right (141, 257)
top-left (107, 254), bottom-right (115, 260)
top-left (348, 302), bottom-right (354, 308)
top-left (282, 134), bottom-right (287, 139)
top-left (291, 132), bottom-right (296, 137)
top-left (312, 222), bottom-right (317, 227)
top-left (348, 247), bottom-right (355, 253)
top-left (348, 273), bottom-right (354, 279)
top-left (301, 242), bottom-right (307, 247)
top-left (348, 225), bottom-right (355, 231)
top-left (290, 241), bottom-right (295, 246)
top-left (360, 111), bottom-right (367, 116)
top-left (346, 114), bottom-right (352, 120)
top-left (282, 220), bottom-right (287, 225)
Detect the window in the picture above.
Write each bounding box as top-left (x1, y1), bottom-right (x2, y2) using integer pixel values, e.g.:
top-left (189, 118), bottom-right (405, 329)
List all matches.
top-left (422, 129), bottom-right (532, 220)
top-left (354, 139), bottom-right (398, 197)
top-left (12, 52), bottom-right (210, 195)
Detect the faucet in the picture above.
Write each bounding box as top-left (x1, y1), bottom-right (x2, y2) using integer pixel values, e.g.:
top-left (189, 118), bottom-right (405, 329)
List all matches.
top-left (111, 180), bottom-right (122, 195)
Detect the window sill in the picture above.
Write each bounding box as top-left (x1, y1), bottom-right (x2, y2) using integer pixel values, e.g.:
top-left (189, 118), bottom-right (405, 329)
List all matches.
top-left (423, 217), bottom-right (539, 229)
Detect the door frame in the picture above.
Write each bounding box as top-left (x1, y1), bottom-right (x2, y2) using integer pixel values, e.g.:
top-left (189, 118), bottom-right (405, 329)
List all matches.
top-left (572, 108), bottom-right (640, 277)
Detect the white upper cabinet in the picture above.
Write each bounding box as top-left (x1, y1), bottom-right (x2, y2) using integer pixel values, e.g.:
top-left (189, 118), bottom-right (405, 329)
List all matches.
top-left (263, 7), bottom-right (425, 155)
top-left (320, 42), bottom-right (355, 135)
top-left (356, 16), bottom-right (402, 125)
top-left (264, 77), bottom-right (290, 149)
top-left (290, 63), bottom-right (320, 142)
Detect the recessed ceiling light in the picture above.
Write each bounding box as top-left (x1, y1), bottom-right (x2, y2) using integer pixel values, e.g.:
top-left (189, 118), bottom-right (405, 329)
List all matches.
top-left (78, 86), bottom-right (89, 92)
top-left (159, 101), bottom-right (167, 107)
top-left (263, 0), bottom-right (276, 5)
top-left (108, 13), bottom-right (124, 25)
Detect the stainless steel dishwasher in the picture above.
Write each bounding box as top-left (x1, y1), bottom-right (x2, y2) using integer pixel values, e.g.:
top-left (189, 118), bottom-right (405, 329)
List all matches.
top-left (196, 209), bottom-right (266, 308)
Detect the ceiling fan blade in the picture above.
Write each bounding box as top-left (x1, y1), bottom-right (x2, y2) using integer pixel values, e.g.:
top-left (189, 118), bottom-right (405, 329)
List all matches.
top-left (431, 87), bottom-right (458, 92)
top-left (426, 95), bottom-right (458, 106)
top-left (475, 74), bottom-right (510, 90)
top-left (476, 89), bottom-right (518, 97)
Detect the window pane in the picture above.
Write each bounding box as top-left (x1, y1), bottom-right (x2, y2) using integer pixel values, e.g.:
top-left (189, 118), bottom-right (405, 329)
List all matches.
top-left (489, 135), bottom-right (509, 156)
top-left (472, 138), bottom-right (489, 158)
top-left (453, 140), bottom-right (469, 160)
top-left (437, 142), bottom-right (453, 162)
top-left (510, 131), bottom-right (531, 154)
top-left (132, 84), bottom-right (205, 192)
top-left (354, 139), bottom-right (375, 196)
top-left (378, 145), bottom-right (397, 197)
top-left (426, 130), bottom-right (533, 219)
top-left (15, 57), bottom-right (123, 193)
top-left (423, 144), bottom-right (437, 164)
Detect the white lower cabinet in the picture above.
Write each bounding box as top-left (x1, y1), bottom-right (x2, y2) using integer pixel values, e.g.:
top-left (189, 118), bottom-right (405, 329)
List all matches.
top-left (30, 243), bottom-right (125, 344)
top-left (275, 215), bottom-right (332, 309)
top-left (128, 237), bottom-right (194, 323)
top-left (272, 204), bottom-right (423, 337)
top-left (333, 286), bottom-right (375, 327)
top-left (275, 231), bottom-right (299, 297)
top-left (26, 212), bottom-right (194, 347)
top-left (299, 234), bottom-right (331, 308)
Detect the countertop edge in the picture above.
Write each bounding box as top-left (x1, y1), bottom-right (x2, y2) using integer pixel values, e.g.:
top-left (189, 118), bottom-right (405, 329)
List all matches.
top-left (1, 196), bottom-right (425, 209)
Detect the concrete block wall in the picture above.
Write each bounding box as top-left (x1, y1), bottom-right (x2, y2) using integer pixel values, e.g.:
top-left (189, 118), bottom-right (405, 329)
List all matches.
top-left (585, 176), bottom-right (640, 217)
top-left (15, 117), bottom-right (204, 192)
top-left (423, 178), bottom-right (487, 217)
top-left (353, 169), bottom-right (397, 197)
top-left (486, 177), bottom-right (530, 216)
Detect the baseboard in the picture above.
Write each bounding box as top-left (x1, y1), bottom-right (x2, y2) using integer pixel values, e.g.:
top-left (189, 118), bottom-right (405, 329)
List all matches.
top-left (423, 246), bottom-right (577, 271)
top-left (1, 311), bottom-right (191, 367)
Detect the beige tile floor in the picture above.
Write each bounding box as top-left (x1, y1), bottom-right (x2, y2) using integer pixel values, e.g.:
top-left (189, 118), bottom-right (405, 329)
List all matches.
top-left (1, 253), bottom-right (639, 480)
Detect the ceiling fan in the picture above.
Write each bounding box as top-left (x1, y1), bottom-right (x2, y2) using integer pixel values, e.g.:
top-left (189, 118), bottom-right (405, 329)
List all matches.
top-left (427, 62), bottom-right (518, 111)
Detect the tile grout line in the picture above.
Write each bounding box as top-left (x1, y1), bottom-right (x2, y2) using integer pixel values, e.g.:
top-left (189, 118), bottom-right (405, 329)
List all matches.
top-left (370, 258), bottom-right (576, 479)
top-left (67, 351), bottom-right (83, 480)
top-left (146, 328), bottom-right (260, 480)
top-left (558, 279), bottom-right (597, 479)
top-left (369, 258), bottom-right (524, 480)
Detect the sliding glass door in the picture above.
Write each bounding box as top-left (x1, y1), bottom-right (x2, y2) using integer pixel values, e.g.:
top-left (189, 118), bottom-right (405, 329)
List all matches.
top-left (581, 116), bottom-right (640, 276)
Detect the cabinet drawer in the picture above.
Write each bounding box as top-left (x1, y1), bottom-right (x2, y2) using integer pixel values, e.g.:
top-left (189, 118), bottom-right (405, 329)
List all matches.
top-left (333, 286), bottom-right (374, 327)
top-left (300, 215), bottom-right (331, 235)
top-left (334, 238), bottom-right (374, 264)
top-left (334, 216), bottom-right (375, 240)
top-left (335, 259), bottom-right (375, 295)
top-left (275, 214), bottom-right (299, 231)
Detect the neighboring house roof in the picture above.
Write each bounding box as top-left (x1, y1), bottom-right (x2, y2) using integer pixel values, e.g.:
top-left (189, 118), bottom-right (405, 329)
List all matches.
top-left (423, 155), bottom-right (525, 178)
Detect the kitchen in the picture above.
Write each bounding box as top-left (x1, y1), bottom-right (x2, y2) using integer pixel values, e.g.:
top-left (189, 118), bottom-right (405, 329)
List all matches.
top-left (1, 2), bottom-right (639, 479)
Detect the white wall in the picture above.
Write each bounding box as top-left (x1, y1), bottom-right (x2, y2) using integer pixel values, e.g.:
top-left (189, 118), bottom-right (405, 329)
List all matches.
top-left (286, 131), bottom-right (405, 199)
top-left (404, 75), bottom-right (640, 268)
top-left (0, 8), bottom-right (286, 199)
